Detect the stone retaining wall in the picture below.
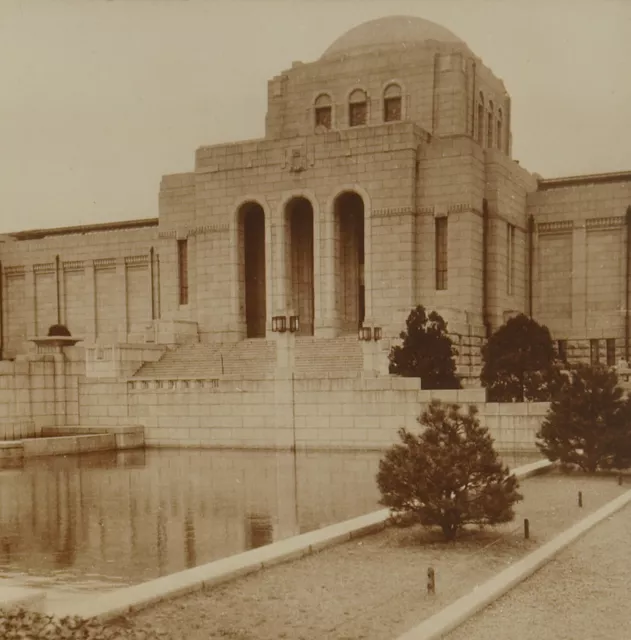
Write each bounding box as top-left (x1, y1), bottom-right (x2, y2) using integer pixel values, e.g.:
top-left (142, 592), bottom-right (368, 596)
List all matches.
top-left (75, 375), bottom-right (548, 451)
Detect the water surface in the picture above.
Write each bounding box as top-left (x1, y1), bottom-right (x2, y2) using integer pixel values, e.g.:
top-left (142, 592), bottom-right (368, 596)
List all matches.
top-left (0, 448), bottom-right (539, 609)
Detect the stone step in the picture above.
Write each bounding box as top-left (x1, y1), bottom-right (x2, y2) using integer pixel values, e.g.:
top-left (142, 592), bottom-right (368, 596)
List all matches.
top-left (134, 340), bottom-right (277, 379)
top-left (294, 336), bottom-right (364, 376)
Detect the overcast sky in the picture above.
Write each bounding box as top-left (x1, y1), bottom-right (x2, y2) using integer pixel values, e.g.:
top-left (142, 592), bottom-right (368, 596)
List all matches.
top-left (1, 0), bottom-right (629, 234)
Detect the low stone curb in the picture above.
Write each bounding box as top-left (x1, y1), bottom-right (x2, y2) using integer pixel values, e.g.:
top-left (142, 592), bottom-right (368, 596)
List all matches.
top-left (395, 481), bottom-right (631, 640)
top-left (45, 458), bottom-right (551, 623)
top-left (0, 586), bottom-right (46, 614)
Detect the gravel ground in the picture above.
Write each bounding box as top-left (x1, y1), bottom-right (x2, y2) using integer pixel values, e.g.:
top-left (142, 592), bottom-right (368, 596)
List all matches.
top-left (110, 471), bottom-right (627, 640)
top-left (446, 499), bottom-right (631, 640)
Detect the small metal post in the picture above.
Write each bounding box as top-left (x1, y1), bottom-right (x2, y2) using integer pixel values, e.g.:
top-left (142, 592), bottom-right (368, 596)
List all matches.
top-left (578, 491), bottom-right (583, 508)
top-left (618, 474), bottom-right (623, 486)
top-left (524, 518), bottom-right (530, 540)
top-left (427, 567), bottom-right (435, 595)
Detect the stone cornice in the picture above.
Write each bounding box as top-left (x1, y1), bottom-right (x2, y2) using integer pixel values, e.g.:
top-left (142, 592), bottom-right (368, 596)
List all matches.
top-left (4, 265), bottom-right (25, 277)
top-left (93, 258), bottom-right (116, 269)
top-left (62, 260), bottom-right (85, 271)
top-left (372, 206), bottom-right (415, 218)
top-left (538, 170), bottom-right (631, 190)
top-left (586, 216), bottom-right (624, 230)
top-left (33, 262), bottom-right (55, 274)
top-left (125, 255), bottom-right (149, 266)
top-left (536, 216), bottom-right (626, 234)
top-left (189, 224), bottom-right (230, 236)
top-left (537, 220), bottom-right (573, 234)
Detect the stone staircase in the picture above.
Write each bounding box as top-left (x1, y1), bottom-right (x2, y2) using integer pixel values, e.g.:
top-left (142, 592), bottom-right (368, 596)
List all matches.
top-left (294, 336), bottom-right (364, 377)
top-left (133, 339), bottom-right (277, 379)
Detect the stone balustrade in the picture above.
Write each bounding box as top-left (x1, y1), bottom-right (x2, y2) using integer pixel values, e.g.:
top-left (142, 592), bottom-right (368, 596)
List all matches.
top-left (127, 378), bottom-right (220, 392)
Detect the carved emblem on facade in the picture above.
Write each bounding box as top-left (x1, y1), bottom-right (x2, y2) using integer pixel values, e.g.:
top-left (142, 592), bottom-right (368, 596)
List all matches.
top-left (290, 148), bottom-right (306, 173)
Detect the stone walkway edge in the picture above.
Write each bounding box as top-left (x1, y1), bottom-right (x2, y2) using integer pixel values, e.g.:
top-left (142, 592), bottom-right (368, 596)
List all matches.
top-left (396, 479), bottom-right (631, 640)
top-left (39, 459), bottom-right (552, 622)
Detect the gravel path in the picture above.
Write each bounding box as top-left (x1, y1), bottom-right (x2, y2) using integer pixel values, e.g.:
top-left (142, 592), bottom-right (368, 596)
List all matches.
top-left (111, 471), bottom-right (627, 640)
top-left (446, 499), bottom-right (631, 640)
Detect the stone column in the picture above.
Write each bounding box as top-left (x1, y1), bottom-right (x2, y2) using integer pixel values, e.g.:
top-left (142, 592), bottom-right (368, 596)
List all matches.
top-left (272, 221), bottom-right (288, 317)
top-left (316, 208), bottom-right (337, 337)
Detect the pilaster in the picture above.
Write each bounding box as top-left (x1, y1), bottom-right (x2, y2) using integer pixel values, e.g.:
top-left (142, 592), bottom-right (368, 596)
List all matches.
top-left (86, 263), bottom-right (97, 343)
top-left (571, 224), bottom-right (588, 331)
top-left (24, 268), bottom-right (36, 339)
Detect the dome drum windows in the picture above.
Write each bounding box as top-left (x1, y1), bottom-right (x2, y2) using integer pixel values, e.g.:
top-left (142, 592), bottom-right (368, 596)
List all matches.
top-left (348, 89), bottom-right (368, 127)
top-left (383, 83), bottom-right (402, 122)
top-left (314, 93), bottom-right (332, 130)
top-left (487, 100), bottom-right (494, 149)
top-left (476, 92), bottom-right (484, 145)
top-left (496, 108), bottom-right (503, 151)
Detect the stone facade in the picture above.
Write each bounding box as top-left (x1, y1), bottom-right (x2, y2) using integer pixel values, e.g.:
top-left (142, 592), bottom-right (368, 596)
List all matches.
top-left (0, 15), bottom-right (629, 385)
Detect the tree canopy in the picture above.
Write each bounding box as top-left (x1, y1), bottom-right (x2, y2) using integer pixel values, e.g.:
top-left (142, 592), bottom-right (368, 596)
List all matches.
top-left (376, 400), bottom-right (522, 540)
top-left (388, 305), bottom-right (460, 390)
top-left (536, 363), bottom-right (631, 472)
top-left (481, 314), bottom-right (561, 402)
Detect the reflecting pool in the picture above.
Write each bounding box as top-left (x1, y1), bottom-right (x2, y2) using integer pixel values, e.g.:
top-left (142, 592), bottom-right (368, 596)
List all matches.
top-left (0, 448), bottom-right (539, 609)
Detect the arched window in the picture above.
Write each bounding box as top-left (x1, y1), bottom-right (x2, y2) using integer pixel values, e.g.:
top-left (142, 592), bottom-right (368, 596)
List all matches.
top-left (476, 92), bottom-right (484, 145)
top-left (314, 93), bottom-right (332, 130)
top-left (496, 108), bottom-right (503, 151)
top-left (487, 100), bottom-right (494, 148)
top-left (349, 89), bottom-right (368, 127)
top-left (383, 83), bottom-right (402, 122)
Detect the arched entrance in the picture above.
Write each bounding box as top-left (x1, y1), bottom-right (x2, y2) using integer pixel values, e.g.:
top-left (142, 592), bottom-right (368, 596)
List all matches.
top-left (285, 197), bottom-right (315, 336)
top-left (334, 191), bottom-right (365, 333)
top-left (238, 202), bottom-right (266, 338)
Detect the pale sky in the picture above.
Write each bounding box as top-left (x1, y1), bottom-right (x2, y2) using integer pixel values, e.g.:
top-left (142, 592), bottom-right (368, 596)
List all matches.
top-left (1, 0), bottom-right (630, 234)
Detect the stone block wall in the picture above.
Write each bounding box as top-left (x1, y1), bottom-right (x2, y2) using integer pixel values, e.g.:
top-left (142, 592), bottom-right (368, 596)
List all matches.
top-left (529, 177), bottom-right (631, 363)
top-left (76, 374), bottom-right (547, 452)
top-left (266, 43), bottom-right (508, 146)
top-left (0, 359), bottom-right (59, 439)
top-left (1, 226), bottom-right (158, 358)
top-left (78, 380), bottom-right (130, 427)
top-left (184, 122), bottom-right (423, 341)
top-left (484, 151), bottom-right (538, 330)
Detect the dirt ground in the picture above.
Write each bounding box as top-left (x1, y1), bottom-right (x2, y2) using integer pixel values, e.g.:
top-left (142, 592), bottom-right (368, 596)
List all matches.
top-left (446, 499), bottom-right (631, 640)
top-left (110, 471), bottom-right (627, 640)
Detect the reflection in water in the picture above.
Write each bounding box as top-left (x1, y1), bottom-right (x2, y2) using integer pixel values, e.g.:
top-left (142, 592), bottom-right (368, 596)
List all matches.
top-left (184, 509), bottom-right (196, 568)
top-left (245, 514), bottom-right (274, 551)
top-left (0, 447), bottom-right (540, 609)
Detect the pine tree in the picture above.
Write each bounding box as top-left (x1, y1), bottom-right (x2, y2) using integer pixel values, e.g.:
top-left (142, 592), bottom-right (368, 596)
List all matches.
top-left (481, 314), bottom-right (559, 402)
top-left (388, 305), bottom-right (460, 389)
top-left (536, 363), bottom-right (631, 472)
top-left (376, 400), bottom-right (522, 541)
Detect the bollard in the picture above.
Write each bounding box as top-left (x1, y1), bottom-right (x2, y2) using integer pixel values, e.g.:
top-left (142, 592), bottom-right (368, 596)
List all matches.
top-left (578, 491), bottom-right (583, 508)
top-left (427, 567), bottom-right (436, 595)
top-left (619, 474), bottom-right (623, 486)
top-left (524, 518), bottom-right (530, 540)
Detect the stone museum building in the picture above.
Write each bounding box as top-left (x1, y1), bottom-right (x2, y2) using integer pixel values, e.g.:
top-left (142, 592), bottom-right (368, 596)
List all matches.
top-left (0, 16), bottom-right (629, 447)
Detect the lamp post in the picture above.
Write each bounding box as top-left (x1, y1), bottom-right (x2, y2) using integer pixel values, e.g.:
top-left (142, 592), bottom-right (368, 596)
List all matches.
top-left (289, 315), bottom-right (300, 333)
top-left (271, 315), bottom-right (287, 333)
top-left (358, 326), bottom-right (372, 341)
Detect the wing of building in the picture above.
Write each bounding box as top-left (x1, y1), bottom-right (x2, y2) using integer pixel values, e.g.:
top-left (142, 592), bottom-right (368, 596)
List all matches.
top-left (1, 15), bottom-right (630, 383)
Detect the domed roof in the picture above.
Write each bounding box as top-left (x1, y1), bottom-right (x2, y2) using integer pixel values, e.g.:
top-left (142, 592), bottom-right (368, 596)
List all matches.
top-left (321, 15), bottom-right (464, 60)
